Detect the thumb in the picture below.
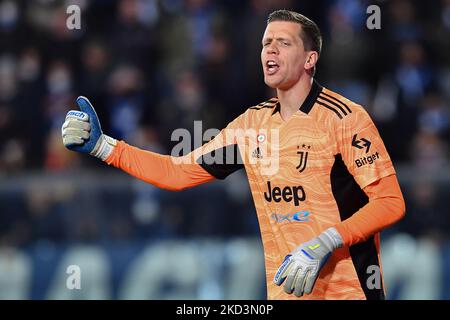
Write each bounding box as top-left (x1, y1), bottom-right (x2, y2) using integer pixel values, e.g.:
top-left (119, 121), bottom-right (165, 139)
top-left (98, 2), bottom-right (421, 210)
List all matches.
top-left (76, 96), bottom-right (96, 117)
top-left (76, 96), bottom-right (102, 132)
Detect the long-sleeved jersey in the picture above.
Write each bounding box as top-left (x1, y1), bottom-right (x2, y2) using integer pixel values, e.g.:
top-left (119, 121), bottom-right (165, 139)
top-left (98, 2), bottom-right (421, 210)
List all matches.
top-left (106, 80), bottom-right (405, 299)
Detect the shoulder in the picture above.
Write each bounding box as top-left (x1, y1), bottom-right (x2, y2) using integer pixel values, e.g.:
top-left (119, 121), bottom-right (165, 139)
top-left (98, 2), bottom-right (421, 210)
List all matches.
top-left (313, 87), bottom-right (373, 130)
top-left (248, 97), bottom-right (279, 112)
top-left (230, 97), bottom-right (279, 128)
top-left (223, 97), bottom-right (278, 130)
top-left (315, 88), bottom-right (367, 120)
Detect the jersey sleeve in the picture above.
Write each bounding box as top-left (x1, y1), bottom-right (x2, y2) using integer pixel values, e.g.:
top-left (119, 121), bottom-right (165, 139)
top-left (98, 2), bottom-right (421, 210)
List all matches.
top-left (192, 113), bottom-right (245, 179)
top-left (105, 114), bottom-right (245, 190)
top-left (335, 105), bottom-right (396, 189)
top-left (105, 141), bottom-right (216, 191)
top-left (334, 174), bottom-right (406, 247)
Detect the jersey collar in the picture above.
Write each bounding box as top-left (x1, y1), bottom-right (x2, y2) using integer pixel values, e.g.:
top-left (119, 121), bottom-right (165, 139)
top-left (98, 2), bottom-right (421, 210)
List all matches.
top-left (272, 79), bottom-right (323, 115)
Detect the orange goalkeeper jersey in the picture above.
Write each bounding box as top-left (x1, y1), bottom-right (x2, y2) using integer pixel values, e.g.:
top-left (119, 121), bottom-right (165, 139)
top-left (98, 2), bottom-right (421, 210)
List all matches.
top-left (107, 80), bottom-right (401, 300)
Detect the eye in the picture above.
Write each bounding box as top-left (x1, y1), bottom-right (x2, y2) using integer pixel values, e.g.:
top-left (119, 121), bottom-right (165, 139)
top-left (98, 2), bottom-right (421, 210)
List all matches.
top-left (276, 39), bottom-right (290, 47)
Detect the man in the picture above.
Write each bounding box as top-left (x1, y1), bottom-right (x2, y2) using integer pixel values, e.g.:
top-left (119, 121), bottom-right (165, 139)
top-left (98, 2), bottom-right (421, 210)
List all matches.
top-left (62, 10), bottom-right (405, 300)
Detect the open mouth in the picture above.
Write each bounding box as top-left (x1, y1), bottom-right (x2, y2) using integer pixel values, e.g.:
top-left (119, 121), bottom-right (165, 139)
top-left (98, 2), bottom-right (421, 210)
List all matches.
top-left (266, 60), bottom-right (280, 75)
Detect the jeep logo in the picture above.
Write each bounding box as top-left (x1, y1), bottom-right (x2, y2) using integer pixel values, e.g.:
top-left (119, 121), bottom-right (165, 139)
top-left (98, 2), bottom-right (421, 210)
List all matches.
top-left (263, 181), bottom-right (306, 206)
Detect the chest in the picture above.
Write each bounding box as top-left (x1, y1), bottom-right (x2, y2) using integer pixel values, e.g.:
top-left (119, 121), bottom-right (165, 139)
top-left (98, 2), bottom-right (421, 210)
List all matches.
top-left (238, 115), bottom-right (336, 179)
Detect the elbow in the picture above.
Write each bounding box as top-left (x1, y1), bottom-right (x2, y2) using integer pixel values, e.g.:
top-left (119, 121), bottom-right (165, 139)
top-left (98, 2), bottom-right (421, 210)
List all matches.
top-left (397, 195), bottom-right (406, 221)
top-left (170, 185), bottom-right (189, 192)
top-left (144, 172), bottom-right (191, 191)
top-left (371, 193), bottom-right (406, 228)
top-left (399, 197), bottom-right (406, 220)
top-left (157, 181), bottom-right (190, 192)
top-left (390, 194), bottom-right (406, 224)
top-left (158, 184), bottom-right (186, 192)
top-left (393, 176), bottom-right (407, 223)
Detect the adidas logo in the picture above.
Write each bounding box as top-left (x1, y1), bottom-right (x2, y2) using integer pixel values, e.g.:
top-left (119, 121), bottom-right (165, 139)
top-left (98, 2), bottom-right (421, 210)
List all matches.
top-left (252, 147), bottom-right (263, 159)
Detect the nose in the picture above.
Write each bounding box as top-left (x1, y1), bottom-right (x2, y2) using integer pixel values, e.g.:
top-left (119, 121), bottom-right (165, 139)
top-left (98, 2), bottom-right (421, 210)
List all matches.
top-left (267, 43), bottom-right (278, 55)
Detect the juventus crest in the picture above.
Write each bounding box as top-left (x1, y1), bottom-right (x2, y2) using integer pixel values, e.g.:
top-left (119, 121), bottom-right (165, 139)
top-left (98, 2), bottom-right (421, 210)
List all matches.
top-left (296, 144), bottom-right (310, 173)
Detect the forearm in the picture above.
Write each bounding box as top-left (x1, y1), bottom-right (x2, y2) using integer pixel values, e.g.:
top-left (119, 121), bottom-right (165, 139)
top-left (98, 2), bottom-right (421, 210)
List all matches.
top-left (105, 141), bottom-right (215, 191)
top-left (334, 174), bottom-right (406, 247)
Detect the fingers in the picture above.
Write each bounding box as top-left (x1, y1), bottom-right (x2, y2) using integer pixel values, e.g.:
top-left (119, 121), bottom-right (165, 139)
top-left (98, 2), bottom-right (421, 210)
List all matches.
top-left (62, 127), bottom-right (90, 140)
top-left (284, 264), bottom-right (306, 295)
top-left (284, 268), bottom-right (315, 297)
top-left (283, 265), bottom-right (299, 294)
top-left (303, 270), bottom-right (319, 295)
top-left (62, 119), bottom-right (90, 131)
top-left (63, 135), bottom-right (84, 146)
top-left (66, 110), bottom-right (89, 122)
top-left (274, 254), bottom-right (320, 297)
top-left (62, 111), bottom-right (91, 147)
top-left (274, 255), bottom-right (293, 286)
top-left (293, 269), bottom-right (309, 297)
top-left (274, 255), bottom-right (309, 297)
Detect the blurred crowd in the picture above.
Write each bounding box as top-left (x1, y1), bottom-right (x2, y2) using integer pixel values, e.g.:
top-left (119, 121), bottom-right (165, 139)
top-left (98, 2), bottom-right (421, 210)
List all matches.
top-left (1, 0), bottom-right (450, 299)
top-left (0, 0), bottom-right (449, 171)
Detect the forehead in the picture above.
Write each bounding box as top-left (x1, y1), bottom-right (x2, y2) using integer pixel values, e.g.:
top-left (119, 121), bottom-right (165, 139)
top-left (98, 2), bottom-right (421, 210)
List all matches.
top-left (263, 21), bottom-right (302, 40)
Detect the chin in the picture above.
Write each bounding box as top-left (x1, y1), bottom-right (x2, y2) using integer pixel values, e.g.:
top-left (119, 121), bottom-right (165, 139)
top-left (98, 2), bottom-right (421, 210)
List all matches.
top-left (264, 77), bottom-right (281, 89)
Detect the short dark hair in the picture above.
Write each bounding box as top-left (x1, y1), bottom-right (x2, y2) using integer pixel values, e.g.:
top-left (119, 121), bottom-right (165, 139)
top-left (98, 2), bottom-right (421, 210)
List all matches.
top-left (267, 10), bottom-right (322, 56)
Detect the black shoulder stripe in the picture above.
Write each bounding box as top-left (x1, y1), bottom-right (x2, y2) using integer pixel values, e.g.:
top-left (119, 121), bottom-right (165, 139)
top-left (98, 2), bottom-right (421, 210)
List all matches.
top-left (320, 92), bottom-right (352, 113)
top-left (250, 99), bottom-right (278, 110)
top-left (318, 95), bottom-right (348, 116)
top-left (197, 144), bottom-right (244, 180)
top-left (249, 105), bottom-right (276, 110)
top-left (259, 97), bottom-right (278, 105)
top-left (316, 101), bottom-right (343, 119)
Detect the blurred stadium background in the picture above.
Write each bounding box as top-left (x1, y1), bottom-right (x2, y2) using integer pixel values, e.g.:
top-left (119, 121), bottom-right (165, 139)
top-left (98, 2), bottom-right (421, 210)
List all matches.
top-left (0, 0), bottom-right (450, 300)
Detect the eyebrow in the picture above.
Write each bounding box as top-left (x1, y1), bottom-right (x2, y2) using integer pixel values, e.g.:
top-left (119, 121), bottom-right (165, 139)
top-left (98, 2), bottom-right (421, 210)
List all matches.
top-left (262, 36), bottom-right (293, 44)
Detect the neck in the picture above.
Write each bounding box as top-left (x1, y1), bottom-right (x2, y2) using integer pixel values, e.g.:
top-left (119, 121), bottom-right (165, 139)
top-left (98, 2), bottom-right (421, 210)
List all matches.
top-left (277, 75), bottom-right (313, 121)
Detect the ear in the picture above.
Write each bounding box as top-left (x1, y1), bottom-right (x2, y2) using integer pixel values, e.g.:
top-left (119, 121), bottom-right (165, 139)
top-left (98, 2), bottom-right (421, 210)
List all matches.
top-left (304, 51), bottom-right (319, 72)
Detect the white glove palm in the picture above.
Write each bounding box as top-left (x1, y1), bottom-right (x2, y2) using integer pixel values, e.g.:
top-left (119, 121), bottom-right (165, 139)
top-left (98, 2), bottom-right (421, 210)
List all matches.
top-left (274, 227), bottom-right (343, 297)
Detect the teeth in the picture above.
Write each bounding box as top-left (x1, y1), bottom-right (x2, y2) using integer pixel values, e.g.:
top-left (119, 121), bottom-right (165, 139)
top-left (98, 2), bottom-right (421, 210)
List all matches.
top-left (266, 60), bottom-right (279, 74)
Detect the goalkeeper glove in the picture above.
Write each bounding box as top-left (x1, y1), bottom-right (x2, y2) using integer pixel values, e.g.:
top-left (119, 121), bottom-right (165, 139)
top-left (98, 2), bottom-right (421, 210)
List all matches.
top-left (62, 96), bottom-right (117, 160)
top-left (274, 227), bottom-right (343, 297)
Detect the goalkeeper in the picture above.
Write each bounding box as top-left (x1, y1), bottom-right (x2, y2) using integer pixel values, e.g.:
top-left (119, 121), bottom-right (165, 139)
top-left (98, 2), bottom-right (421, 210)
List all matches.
top-left (62, 10), bottom-right (405, 300)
